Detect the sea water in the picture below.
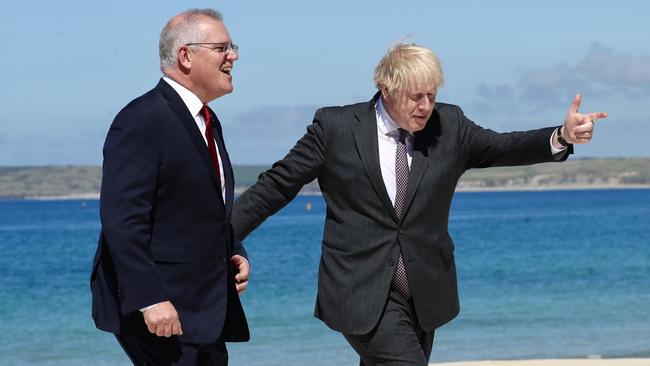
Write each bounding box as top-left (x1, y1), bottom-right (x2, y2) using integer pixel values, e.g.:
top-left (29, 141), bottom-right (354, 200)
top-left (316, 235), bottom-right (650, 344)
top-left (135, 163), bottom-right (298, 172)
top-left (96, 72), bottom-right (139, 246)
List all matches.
top-left (0, 189), bottom-right (648, 365)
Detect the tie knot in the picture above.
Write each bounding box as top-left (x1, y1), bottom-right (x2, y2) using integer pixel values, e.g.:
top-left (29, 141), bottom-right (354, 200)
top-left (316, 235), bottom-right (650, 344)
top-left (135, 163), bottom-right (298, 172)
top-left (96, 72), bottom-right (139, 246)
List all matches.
top-left (398, 128), bottom-right (409, 143)
top-left (201, 105), bottom-right (212, 124)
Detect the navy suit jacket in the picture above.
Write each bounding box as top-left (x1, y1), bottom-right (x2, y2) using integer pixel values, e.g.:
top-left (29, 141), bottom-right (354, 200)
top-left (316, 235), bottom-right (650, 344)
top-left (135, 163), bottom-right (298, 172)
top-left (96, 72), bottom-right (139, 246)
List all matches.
top-left (91, 79), bottom-right (249, 343)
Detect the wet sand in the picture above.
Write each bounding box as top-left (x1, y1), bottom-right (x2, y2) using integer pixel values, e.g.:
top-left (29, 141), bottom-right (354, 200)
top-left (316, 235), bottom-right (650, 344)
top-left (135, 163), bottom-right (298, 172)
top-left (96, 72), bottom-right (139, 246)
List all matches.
top-left (433, 359), bottom-right (650, 366)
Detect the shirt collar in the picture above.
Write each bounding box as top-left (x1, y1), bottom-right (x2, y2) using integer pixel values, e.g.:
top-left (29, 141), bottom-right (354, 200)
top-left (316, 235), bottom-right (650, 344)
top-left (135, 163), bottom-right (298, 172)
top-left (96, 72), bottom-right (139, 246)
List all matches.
top-left (162, 76), bottom-right (205, 119)
top-left (375, 97), bottom-right (410, 138)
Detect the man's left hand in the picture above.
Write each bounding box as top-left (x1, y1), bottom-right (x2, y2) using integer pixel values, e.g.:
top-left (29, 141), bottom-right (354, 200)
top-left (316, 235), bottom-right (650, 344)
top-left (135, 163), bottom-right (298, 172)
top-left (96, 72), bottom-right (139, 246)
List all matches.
top-left (561, 94), bottom-right (608, 145)
top-left (231, 255), bottom-right (249, 294)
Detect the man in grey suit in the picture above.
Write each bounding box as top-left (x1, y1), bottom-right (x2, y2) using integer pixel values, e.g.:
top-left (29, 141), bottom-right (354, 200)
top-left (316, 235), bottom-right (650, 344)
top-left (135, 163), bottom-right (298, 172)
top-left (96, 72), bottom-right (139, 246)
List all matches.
top-left (232, 43), bottom-right (607, 365)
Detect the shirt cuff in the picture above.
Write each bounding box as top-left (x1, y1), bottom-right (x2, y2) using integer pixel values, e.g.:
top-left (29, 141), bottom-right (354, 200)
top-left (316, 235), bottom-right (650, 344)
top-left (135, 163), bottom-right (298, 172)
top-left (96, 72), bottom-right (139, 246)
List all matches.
top-left (550, 128), bottom-right (567, 155)
top-left (140, 302), bottom-right (163, 312)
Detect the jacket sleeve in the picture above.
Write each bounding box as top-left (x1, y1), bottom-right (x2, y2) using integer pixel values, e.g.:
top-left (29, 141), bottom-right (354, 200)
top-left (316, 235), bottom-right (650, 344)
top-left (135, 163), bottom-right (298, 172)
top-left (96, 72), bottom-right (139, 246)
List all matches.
top-left (454, 106), bottom-right (572, 170)
top-left (99, 107), bottom-right (169, 315)
top-left (232, 108), bottom-right (328, 240)
top-left (232, 235), bottom-right (248, 259)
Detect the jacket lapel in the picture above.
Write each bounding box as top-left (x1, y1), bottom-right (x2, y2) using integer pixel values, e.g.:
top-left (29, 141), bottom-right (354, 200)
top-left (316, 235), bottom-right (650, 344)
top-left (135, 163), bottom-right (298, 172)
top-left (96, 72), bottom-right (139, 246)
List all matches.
top-left (157, 80), bottom-right (225, 208)
top-left (212, 113), bottom-right (234, 216)
top-left (401, 135), bottom-right (430, 220)
top-left (351, 95), bottom-right (397, 219)
top-left (401, 112), bottom-right (440, 219)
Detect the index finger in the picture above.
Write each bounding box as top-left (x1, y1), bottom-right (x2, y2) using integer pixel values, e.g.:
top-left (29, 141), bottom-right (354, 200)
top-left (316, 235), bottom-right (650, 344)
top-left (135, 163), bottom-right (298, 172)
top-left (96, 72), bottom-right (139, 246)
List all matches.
top-left (231, 254), bottom-right (245, 266)
top-left (589, 112), bottom-right (608, 121)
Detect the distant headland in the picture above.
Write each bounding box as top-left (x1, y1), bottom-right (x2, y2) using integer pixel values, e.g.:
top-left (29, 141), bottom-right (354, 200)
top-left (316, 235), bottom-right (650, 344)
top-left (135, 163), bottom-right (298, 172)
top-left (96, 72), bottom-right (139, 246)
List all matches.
top-left (1, 158), bottom-right (649, 199)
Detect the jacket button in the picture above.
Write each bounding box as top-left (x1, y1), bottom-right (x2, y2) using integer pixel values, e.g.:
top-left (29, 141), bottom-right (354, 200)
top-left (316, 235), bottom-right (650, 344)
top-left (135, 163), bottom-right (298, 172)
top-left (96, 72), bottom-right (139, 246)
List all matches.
top-left (220, 256), bottom-right (227, 263)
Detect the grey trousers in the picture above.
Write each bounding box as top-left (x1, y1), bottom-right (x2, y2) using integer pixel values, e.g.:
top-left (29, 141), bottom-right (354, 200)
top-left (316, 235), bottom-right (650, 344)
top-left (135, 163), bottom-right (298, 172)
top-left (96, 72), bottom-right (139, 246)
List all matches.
top-left (343, 288), bottom-right (435, 366)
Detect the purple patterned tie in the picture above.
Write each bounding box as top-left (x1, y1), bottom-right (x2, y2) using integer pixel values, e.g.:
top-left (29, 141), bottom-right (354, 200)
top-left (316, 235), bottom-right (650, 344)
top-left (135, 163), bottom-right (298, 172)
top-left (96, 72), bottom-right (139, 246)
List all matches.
top-left (392, 128), bottom-right (411, 299)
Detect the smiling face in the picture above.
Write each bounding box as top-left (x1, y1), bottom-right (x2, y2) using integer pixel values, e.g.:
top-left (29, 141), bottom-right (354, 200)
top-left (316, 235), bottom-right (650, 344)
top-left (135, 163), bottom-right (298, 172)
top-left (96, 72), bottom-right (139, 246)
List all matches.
top-left (183, 17), bottom-right (238, 103)
top-left (381, 84), bottom-right (437, 132)
top-left (161, 15), bottom-right (239, 103)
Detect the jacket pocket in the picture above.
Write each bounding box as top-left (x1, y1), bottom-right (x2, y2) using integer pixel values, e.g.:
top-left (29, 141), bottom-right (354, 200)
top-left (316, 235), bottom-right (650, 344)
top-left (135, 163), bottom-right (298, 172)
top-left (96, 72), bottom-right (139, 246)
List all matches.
top-left (322, 240), bottom-right (350, 254)
top-left (150, 244), bottom-right (190, 264)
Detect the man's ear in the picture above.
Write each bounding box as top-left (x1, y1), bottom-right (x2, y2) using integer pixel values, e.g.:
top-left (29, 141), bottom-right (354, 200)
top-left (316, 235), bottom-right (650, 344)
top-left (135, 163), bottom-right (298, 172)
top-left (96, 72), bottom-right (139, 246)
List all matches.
top-left (178, 46), bottom-right (192, 70)
top-left (380, 86), bottom-right (390, 101)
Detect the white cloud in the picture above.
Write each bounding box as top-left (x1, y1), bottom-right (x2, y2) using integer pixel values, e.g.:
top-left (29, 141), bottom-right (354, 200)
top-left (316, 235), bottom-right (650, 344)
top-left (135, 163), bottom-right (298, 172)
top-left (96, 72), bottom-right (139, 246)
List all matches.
top-left (476, 44), bottom-right (650, 109)
top-left (518, 63), bottom-right (594, 107)
top-left (580, 44), bottom-right (650, 91)
top-left (477, 83), bottom-right (515, 101)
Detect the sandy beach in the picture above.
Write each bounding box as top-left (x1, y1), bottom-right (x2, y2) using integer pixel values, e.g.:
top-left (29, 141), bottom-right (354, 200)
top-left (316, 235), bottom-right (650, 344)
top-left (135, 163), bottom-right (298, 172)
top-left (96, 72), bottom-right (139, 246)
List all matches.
top-left (434, 359), bottom-right (650, 366)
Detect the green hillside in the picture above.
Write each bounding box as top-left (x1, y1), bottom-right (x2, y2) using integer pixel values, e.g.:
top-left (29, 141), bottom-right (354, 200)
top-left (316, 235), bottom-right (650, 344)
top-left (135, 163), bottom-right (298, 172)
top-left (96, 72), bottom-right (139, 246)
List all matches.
top-left (1, 158), bottom-right (649, 198)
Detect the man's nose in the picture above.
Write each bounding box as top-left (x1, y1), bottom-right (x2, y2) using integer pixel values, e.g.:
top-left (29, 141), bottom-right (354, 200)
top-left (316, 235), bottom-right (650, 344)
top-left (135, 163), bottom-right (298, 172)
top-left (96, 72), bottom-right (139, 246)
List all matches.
top-left (419, 98), bottom-right (432, 110)
top-left (227, 49), bottom-right (239, 61)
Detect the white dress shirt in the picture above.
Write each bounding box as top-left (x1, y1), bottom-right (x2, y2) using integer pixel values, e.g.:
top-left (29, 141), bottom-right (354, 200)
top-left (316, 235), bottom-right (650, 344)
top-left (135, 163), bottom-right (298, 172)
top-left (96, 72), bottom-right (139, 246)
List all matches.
top-left (163, 76), bottom-right (226, 202)
top-left (375, 98), bottom-right (414, 206)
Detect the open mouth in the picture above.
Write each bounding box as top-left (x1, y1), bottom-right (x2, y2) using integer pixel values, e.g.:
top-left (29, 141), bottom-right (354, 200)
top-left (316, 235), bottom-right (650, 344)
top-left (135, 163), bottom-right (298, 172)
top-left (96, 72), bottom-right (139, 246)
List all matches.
top-left (220, 66), bottom-right (232, 76)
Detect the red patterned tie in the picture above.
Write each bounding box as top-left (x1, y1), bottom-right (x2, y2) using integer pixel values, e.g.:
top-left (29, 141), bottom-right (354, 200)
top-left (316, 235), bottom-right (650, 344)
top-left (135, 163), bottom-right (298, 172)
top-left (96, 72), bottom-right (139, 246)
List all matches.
top-left (392, 128), bottom-right (411, 299)
top-left (201, 105), bottom-right (221, 176)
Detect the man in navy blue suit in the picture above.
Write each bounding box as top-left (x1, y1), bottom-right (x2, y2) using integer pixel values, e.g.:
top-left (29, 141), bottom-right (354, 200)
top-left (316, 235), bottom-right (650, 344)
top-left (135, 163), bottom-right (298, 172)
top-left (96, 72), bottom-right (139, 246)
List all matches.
top-left (90, 8), bottom-right (249, 365)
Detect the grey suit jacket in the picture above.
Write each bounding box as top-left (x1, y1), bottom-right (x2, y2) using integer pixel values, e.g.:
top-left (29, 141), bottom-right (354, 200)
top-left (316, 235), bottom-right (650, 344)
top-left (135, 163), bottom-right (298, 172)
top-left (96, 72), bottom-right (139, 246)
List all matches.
top-left (232, 93), bottom-right (570, 335)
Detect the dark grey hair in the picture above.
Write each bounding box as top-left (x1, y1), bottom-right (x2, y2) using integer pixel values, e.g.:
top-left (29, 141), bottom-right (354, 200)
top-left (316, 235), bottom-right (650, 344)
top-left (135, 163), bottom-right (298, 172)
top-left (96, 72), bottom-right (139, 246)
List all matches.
top-left (159, 8), bottom-right (223, 70)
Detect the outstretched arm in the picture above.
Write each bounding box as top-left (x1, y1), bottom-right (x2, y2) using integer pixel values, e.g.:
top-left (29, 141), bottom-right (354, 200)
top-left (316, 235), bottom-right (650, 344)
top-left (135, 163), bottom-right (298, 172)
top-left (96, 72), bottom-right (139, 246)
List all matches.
top-left (232, 109), bottom-right (329, 240)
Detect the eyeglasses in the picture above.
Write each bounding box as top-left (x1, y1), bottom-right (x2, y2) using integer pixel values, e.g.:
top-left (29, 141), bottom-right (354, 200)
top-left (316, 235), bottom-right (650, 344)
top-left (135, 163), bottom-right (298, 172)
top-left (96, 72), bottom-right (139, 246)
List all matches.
top-left (185, 42), bottom-right (239, 55)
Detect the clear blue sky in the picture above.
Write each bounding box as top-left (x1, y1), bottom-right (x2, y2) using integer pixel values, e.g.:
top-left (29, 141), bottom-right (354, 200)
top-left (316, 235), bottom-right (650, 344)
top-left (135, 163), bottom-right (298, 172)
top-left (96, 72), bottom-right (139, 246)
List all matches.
top-left (2, 0), bottom-right (648, 165)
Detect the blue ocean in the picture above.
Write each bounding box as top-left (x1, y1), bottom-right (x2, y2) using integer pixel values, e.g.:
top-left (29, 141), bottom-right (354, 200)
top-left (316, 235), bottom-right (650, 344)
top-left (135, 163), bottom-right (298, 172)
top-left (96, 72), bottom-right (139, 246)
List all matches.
top-left (1, 189), bottom-right (649, 365)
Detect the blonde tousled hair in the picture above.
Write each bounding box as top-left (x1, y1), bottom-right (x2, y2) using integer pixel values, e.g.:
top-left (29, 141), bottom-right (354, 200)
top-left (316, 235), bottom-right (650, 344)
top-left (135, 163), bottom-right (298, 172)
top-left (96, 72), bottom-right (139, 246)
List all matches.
top-left (374, 43), bottom-right (444, 96)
